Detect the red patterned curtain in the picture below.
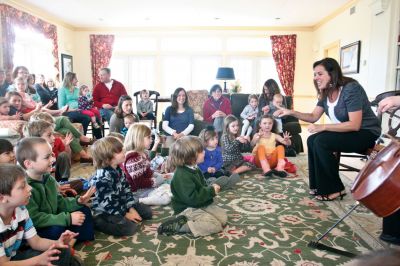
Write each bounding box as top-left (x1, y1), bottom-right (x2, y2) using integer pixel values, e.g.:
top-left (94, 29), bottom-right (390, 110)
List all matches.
top-left (90, 35), bottom-right (115, 87)
top-left (0, 4), bottom-right (59, 77)
top-left (270, 34), bottom-right (296, 97)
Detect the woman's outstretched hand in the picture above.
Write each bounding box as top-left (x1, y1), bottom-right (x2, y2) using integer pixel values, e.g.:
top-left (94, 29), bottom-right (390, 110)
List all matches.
top-left (273, 106), bottom-right (291, 117)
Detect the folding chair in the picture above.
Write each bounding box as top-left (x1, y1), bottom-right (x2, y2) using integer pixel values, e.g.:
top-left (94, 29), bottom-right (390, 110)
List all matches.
top-left (338, 90), bottom-right (400, 172)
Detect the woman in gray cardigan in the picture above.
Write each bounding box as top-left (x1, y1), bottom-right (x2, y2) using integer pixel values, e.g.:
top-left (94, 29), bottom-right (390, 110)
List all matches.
top-left (109, 95), bottom-right (139, 133)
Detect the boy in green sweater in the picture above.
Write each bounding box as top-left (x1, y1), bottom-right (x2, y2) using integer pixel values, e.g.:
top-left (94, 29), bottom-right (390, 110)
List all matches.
top-left (158, 136), bottom-right (227, 237)
top-left (16, 137), bottom-right (95, 245)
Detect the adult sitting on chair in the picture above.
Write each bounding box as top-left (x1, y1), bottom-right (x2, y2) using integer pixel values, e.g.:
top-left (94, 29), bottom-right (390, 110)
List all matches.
top-left (258, 79), bottom-right (286, 116)
top-left (109, 95), bottom-right (139, 134)
top-left (203, 84), bottom-right (231, 134)
top-left (275, 57), bottom-right (381, 201)
top-left (93, 67), bottom-right (127, 123)
top-left (59, 72), bottom-right (103, 140)
top-left (377, 95), bottom-right (400, 246)
top-left (162, 88), bottom-right (194, 147)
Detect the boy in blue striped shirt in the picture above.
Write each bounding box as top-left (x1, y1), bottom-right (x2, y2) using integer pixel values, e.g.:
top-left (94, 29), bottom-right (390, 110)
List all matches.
top-left (0, 164), bottom-right (79, 265)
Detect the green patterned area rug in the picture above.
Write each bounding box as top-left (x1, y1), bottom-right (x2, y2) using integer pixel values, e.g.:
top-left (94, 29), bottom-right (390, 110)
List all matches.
top-left (73, 155), bottom-right (384, 265)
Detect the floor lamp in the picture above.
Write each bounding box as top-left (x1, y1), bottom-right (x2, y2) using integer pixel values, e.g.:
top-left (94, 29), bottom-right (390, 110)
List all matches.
top-left (216, 67), bottom-right (235, 92)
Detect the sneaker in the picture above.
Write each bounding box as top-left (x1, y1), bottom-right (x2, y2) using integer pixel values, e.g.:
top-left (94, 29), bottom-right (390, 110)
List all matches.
top-left (92, 122), bottom-right (100, 129)
top-left (158, 215), bottom-right (188, 236)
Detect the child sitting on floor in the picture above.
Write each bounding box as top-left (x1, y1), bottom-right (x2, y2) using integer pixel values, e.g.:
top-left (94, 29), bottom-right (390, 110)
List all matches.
top-left (90, 136), bottom-right (153, 236)
top-left (123, 124), bottom-right (171, 205)
top-left (157, 136), bottom-right (227, 237)
top-left (25, 120), bottom-right (73, 182)
top-left (0, 164), bottom-right (81, 265)
top-left (251, 114), bottom-right (291, 177)
top-left (29, 112), bottom-right (93, 163)
top-left (198, 126), bottom-right (240, 190)
top-left (221, 115), bottom-right (255, 174)
top-left (16, 137), bottom-right (95, 246)
top-left (0, 96), bottom-right (22, 121)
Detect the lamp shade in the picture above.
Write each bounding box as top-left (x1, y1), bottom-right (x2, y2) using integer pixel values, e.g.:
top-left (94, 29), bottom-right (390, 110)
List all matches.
top-left (216, 67), bottom-right (235, 80)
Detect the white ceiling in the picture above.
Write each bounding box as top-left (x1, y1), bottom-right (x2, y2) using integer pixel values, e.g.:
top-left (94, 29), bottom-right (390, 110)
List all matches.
top-left (19, 0), bottom-right (351, 28)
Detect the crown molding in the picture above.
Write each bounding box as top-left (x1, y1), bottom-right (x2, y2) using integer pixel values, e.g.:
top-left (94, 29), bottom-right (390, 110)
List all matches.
top-left (74, 26), bottom-right (314, 32)
top-left (3, 0), bottom-right (355, 34)
top-left (4, 0), bottom-right (76, 30)
top-left (312, 0), bottom-right (360, 31)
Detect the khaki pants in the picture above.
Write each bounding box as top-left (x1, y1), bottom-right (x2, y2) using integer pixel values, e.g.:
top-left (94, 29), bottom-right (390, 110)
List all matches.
top-left (181, 203), bottom-right (227, 237)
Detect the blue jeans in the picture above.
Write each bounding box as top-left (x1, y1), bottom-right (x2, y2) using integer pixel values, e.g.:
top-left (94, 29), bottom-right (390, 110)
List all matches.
top-left (100, 108), bottom-right (115, 123)
top-left (36, 206), bottom-right (94, 242)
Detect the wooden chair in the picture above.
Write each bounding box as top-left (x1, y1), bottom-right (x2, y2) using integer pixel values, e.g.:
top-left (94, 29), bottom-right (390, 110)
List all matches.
top-left (338, 90), bottom-right (400, 172)
top-left (133, 90), bottom-right (160, 128)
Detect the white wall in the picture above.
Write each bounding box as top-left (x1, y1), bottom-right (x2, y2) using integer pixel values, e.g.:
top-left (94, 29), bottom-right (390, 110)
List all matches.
top-left (313, 0), bottom-right (400, 98)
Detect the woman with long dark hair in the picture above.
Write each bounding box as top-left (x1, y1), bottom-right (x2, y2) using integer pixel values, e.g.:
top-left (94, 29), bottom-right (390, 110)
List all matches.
top-left (162, 87), bottom-right (194, 147)
top-left (275, 58), bottom-right (381, 201)
top-left (109, 95), bottom-right (139, 133)
top-left (258, 79), bottom-right (286, 116)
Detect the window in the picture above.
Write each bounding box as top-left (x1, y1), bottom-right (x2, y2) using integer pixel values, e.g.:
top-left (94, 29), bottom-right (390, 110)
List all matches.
top-left (129, 57), bottom-right (156, 91)
top-left (162, 56), bottom-right (191, 90)
top-left (13, 26), bottom-right (55, 80)
top-left (259, 58), bottom-right (283, 94)
top-left (161, 37), bottom-right (222, 52)
top-left (111, 35), bottom-right (280, 95)
top-left (113, 37), bottom-right (158, 52)
top-left (229, 57), bottom-right (254, 92)
top-left (226, 37), bottom-right (271, 52)
top-left (192, 56), bottom-right (221, 90)
top-left (109, 56), bottom-right (156, 94)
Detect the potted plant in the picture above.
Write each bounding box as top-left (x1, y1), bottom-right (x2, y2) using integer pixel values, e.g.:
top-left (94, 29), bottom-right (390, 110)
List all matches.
top-left (230, 80), bottom-right (241, 93)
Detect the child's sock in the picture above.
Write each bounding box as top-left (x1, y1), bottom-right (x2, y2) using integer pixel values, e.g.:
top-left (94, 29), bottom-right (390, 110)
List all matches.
top-left (276, 159), bottom-right (286, 171)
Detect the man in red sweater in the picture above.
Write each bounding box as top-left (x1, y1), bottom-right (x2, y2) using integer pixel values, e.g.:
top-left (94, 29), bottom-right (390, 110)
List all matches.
top-left (93, 67), bottom-right (127, 122)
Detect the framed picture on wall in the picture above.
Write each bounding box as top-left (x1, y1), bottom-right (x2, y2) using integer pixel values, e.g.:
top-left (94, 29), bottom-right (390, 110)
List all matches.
top-left (340, 41), bottom-right (361, 74)
top-left (61, 54), bottom-right (73, 80)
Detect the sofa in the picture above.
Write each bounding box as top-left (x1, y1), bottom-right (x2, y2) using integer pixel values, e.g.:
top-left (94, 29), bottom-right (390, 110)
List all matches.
top-left (160, 90), bottom-right (304, 154)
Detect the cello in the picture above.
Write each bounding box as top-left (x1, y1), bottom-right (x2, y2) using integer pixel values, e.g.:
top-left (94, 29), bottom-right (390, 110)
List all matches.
top-left (351, 138), bottom-right (400, 217)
